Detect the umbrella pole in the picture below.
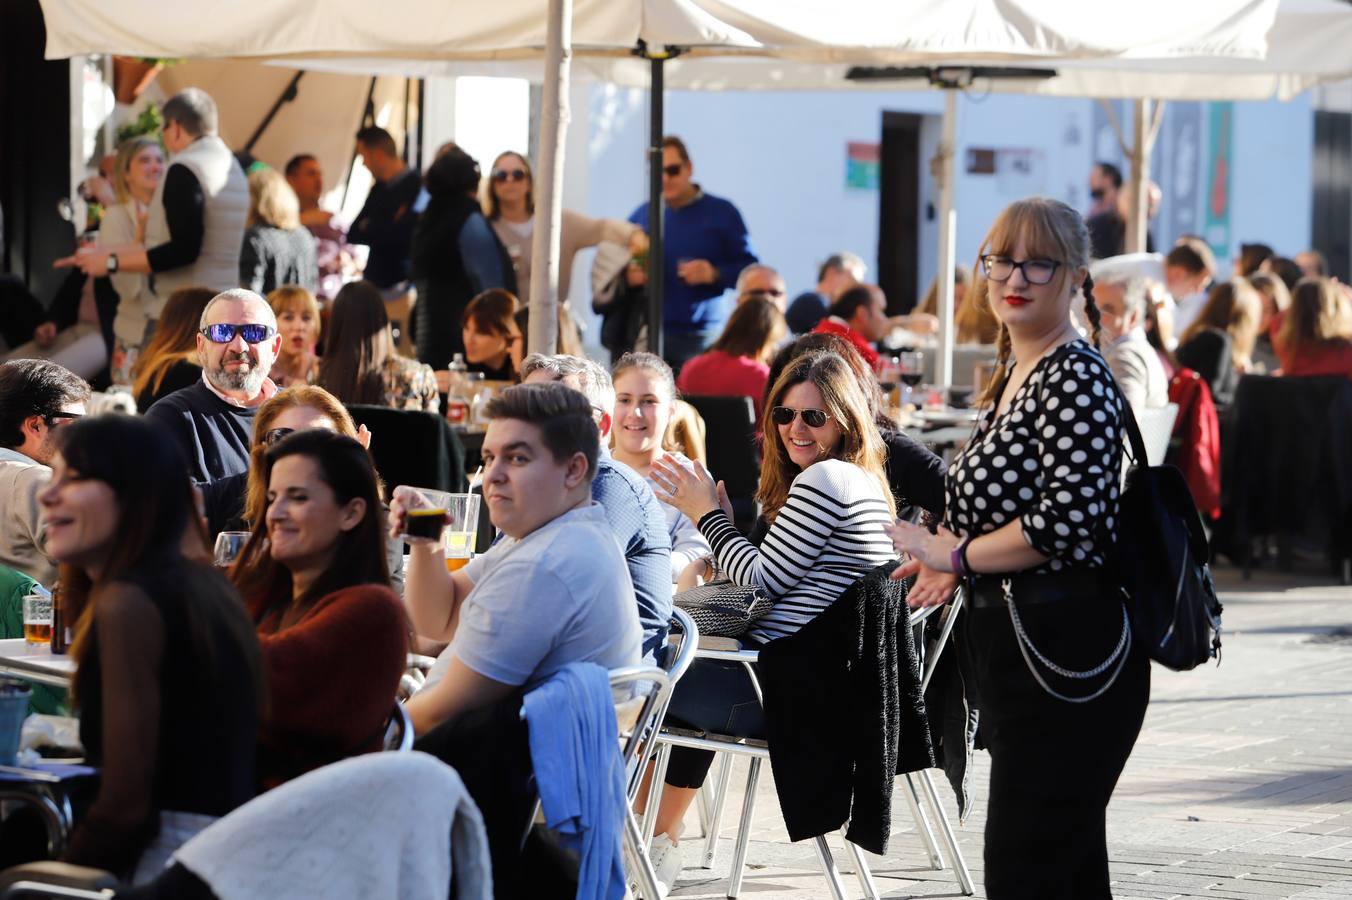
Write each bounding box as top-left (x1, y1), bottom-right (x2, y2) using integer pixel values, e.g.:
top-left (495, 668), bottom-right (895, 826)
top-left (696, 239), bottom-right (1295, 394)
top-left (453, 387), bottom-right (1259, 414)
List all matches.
top-left (647, 54), bottom-right (665, 359)
top-left (1126, 98), bottom-right (1165, 254)
top-left (528, 0), bottom-right (572, 355)
top-left (935, 88), bottom-right (958, 394)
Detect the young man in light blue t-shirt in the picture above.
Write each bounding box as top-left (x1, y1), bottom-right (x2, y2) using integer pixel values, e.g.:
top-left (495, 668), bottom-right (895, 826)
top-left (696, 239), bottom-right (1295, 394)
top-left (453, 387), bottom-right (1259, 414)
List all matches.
top-left (397, 382), bottom-right (642, 736)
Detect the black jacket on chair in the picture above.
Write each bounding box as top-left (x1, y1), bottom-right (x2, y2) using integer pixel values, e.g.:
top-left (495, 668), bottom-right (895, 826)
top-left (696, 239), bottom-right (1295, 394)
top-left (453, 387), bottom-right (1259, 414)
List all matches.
top-left (756, 562), bottom-right (933, 855)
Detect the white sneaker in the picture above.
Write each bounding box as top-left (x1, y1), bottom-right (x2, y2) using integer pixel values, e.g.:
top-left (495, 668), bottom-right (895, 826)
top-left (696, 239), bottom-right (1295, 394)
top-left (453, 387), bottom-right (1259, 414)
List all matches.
top-left (647, 834), bottom-right (684, 898)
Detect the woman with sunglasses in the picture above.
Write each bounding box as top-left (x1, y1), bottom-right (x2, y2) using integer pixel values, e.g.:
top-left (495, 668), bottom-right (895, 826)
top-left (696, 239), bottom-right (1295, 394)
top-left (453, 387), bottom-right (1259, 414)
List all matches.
top-left (231, 428), bottom-right (408, 789)
top-left (642, 351), bottom-right (896, 883)
top-left (482, 150), bottom-right (638, 331)
top-left (888, 198), bottom-right (1150, 900)
top-left (410, 145), bottom-right (515, 370)
top-left (27, 416), bottom-right (262, 883)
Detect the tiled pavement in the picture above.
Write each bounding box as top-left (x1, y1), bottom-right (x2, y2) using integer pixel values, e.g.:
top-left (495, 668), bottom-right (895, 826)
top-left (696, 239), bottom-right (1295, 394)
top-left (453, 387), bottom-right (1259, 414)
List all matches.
top-left (667, 565), bottom-right (1352, 899)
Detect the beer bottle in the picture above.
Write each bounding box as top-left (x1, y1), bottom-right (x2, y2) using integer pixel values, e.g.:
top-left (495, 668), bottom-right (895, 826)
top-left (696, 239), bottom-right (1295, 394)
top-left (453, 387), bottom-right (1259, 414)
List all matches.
top-left (50, 583), bottom-right (67, 655)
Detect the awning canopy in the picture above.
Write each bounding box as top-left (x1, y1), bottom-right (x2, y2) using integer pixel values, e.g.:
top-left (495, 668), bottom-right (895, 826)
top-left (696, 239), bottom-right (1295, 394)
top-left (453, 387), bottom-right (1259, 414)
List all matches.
top-left (39, 0), bottom-right (1278, 69)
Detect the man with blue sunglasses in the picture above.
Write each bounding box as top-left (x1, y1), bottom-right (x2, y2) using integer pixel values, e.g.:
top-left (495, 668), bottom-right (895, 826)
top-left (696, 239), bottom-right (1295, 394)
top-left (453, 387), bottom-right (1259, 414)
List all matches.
top-left (145, 288), bottom-right (282, 535)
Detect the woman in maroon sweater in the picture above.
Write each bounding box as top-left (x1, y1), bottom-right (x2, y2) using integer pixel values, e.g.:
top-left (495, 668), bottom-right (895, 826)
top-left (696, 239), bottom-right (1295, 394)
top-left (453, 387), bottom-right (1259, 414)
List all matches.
top-left (232, 429), bottom-right (408, 787)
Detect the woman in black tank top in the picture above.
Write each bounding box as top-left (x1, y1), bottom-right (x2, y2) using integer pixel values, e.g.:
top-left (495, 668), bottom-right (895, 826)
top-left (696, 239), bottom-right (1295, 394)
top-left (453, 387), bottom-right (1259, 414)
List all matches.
top-left (37, 416), bottom-right (263, 883)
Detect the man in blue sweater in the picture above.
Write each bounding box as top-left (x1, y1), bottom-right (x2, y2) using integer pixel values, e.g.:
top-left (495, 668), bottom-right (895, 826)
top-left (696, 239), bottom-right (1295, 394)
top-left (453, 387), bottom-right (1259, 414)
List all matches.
top-left (628, 136), bottom-right (758, 370)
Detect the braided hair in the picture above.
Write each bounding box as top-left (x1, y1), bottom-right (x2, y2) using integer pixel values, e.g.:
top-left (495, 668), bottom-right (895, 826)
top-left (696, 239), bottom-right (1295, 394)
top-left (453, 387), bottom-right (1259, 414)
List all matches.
top-left (976, 197), bottom-right (1094, 406)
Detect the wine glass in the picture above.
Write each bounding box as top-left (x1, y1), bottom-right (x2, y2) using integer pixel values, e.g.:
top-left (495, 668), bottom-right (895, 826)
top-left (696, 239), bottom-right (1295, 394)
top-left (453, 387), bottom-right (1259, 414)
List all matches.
top-left (898, 351), bottom-right (925, 408)
top-left (213, 531), bottom-right (250, 569)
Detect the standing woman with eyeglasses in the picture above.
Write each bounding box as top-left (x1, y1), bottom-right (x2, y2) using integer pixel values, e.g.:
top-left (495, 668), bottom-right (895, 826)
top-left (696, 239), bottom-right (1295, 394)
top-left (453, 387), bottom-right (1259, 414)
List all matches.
top-left (889, 198), bottom-right (1150, 900)
top-left (410, 145), bottom-right (515, 370)
top-left (482, 150), bottom-right (639, 352)
top-left (640, 351), bottom-right (896, 883)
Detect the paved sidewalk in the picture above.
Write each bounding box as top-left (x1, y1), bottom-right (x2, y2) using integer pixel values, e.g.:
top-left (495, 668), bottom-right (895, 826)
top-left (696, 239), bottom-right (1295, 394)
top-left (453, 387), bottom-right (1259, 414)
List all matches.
top-left (668, 565), bottom-right (1352, 899)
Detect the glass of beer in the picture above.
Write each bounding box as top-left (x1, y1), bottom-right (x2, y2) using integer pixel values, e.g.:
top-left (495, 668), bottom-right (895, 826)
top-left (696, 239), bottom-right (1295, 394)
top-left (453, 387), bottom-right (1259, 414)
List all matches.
top-left (213, 531), bottom-right (250, 569)
top-left (22, 592), bottom-right (53, 646)
top-left (442, 493), bottom-right (482, 572)
top-left (396, 487), bottom-right (454, 543)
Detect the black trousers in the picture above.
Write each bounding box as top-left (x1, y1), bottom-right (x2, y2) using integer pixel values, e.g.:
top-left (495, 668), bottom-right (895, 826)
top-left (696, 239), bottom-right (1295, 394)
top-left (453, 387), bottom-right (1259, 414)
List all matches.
top-left (962, 591), bottom-right (1150, 900)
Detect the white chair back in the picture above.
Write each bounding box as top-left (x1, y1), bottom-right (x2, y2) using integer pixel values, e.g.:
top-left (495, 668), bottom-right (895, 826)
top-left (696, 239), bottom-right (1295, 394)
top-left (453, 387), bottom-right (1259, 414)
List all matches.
top-left (1135, 402), bottom-right (1179, 467)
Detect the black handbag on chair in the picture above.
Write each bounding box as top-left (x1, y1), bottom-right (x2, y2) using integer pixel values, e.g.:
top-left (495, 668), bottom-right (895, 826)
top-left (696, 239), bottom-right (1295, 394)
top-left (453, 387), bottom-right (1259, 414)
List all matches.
top-left (1115, 389), bottom-right (1223, 671)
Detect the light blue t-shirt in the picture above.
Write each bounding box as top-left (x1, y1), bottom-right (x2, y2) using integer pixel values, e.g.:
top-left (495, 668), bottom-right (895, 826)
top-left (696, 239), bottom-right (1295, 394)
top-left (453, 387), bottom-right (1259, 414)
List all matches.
top-left (425, 502), bottom-right (643, 689)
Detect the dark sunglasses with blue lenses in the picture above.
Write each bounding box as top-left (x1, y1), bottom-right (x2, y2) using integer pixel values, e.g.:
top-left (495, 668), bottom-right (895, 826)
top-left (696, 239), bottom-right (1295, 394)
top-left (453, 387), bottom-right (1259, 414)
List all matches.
top-left (200, 323), bottom-right (277, 344)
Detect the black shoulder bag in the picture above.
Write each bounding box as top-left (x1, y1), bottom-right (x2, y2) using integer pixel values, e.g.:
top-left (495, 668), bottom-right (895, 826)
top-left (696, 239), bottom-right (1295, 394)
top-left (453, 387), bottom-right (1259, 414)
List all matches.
top-left (1114, 393), bottom-right (1224, 670)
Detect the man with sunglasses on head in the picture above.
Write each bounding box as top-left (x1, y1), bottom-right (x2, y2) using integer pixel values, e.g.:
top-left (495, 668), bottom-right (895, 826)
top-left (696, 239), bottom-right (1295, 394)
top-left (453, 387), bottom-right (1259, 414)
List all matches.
top-left (144, 289), bottom-right (282, 535)
top-left (628, 135), bottom-right (758, 370)
top-left (0, 359), bottom-right (90, 584)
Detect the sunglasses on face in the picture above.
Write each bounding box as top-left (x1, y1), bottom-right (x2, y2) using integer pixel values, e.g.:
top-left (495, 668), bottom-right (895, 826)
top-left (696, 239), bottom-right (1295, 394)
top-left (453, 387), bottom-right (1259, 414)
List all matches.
top-left (200, 323), bottom-right (277, 344)
top-left (492, 169), bottom-right (528, 183)
top-left (980, 255), bottom-right (1061, 286)
top-left (745, 288), bottom-right (785, 298)
top-left (661, 164), bottom-right (683, 178)
top-left (45, 411), bottom-right (83, 428)
top-left (263, 427), bottom-right (295, 447)
top-left (771, 406), bottom-right (832, 428)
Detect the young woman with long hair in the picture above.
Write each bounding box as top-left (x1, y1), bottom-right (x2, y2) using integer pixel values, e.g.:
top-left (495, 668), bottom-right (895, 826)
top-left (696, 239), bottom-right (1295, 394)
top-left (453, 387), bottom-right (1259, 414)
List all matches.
top-left (34, 416), bottom-right (262, 882)
top-left (1276, 276), bottom-right (1352, 378)
top-left (131, 286), bottom-right (216, 411)
top-left (316, 280), bottom-right (438, 412)
top-left (230, 429), bottom-right (407, 787)
top-left (675, 296), bottom-right (786, 420)
top-left (266, 284), bottom-right (321, 388)
top-left (482, 149), bottom-right (639, 317)
top-left (1176, 278), bottom-right (1263, 408)
top-left (890, 197), bottom-right (1150, 900)
top-left (642, 351), bottom-right (898, 882)
top-left (610, 352), bottom-right (712, 581)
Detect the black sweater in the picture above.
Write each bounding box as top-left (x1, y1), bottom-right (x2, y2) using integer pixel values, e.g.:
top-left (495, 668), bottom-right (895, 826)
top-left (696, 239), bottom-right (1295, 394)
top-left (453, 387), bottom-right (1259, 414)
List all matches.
top-left (756, 562), bottom-right (933, 855)
top-left (143, 380), bottom-right (256, 535)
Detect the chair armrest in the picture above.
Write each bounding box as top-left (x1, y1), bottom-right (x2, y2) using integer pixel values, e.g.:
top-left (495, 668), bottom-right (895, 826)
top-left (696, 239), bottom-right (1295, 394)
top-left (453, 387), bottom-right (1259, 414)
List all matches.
top-left (0, 861), bottom-right (119, 894)
top-left (695, 635), bottom-right (742, 652)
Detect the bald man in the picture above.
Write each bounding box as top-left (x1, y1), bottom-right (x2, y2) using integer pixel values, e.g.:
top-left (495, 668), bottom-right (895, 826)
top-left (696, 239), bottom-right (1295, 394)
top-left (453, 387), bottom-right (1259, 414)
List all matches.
top-left (144, 288), bottom-right (282, 533)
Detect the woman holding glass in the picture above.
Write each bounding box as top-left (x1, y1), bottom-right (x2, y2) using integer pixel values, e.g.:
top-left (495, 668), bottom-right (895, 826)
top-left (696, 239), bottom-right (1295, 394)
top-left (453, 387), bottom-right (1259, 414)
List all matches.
top-left (32, 416), bottom-right (262, 882)
top-left (889, 197), bottom-right (1150, 900)
top-left (231, 429), bottom-right (407, 787)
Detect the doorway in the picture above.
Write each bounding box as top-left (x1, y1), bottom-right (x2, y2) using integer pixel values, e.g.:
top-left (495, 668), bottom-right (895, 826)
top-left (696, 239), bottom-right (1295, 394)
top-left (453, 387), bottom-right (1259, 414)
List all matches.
top-left (878, 111), bottom-right (924, 313)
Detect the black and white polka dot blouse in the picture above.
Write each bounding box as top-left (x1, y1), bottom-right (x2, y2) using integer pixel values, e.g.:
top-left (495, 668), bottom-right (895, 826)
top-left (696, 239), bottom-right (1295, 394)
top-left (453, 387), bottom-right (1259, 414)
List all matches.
top-left (945, 340), bottom-right (1124, 573)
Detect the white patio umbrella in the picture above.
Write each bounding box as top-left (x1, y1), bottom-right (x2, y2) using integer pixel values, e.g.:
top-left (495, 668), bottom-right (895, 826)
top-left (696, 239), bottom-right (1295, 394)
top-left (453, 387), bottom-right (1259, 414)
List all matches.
top-left (37, 0), bottom-right (1281, 363)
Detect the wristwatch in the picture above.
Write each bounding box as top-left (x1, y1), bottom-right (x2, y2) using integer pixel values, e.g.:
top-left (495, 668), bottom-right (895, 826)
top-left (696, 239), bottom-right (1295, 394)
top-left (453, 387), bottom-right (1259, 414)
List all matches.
top-left (106, 253), bottom-right (119, 275)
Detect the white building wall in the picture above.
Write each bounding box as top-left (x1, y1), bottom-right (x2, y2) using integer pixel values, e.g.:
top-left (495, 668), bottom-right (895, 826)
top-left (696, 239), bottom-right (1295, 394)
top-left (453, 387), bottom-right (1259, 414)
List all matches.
top-left (567, 85), bottom-right (1313, 353)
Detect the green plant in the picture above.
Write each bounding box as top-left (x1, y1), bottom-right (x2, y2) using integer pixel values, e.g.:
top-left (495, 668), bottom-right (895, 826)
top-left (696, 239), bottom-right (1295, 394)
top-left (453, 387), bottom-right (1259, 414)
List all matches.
top-left (115, 104), bottom-right (164, 147)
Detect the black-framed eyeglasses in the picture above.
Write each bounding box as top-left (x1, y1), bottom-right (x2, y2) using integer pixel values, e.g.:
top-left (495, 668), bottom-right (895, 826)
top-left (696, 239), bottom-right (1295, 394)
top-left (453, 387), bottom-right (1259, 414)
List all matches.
top-left (661, 164), bottom-right (683, 178)
top-left (262, 427), bottom-right (295, 447)
top-left (745, 288), bottom-right (785, 298)
top-left (44, 411), bottom-right (83, 427)
top-left (200, 323), bottom-right (276, 344)
top-left (491, 169), bottom-right (528, 183)
top-left (981, 255), bottom-right (1062, 286)
top-left (771, 406), bottom-right (832, 428)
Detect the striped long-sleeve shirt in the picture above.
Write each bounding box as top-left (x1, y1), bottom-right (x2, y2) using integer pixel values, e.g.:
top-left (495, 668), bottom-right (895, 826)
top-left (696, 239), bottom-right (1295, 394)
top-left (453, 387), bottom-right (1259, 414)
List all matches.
top-left (697, 458), bottom-right (896, 643)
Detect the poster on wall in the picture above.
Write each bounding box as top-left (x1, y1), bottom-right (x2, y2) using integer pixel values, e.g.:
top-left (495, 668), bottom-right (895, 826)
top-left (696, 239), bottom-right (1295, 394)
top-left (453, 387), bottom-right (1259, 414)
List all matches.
top-left (846, 141), bottom-right (880, 190)
top-left (1204, 102), bottom-right (1233, 262)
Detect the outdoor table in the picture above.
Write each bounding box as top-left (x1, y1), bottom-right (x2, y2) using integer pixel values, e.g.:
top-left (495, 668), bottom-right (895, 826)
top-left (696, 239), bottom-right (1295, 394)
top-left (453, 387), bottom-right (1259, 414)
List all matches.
top-left (0, 639), bottom-right (76, 690)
